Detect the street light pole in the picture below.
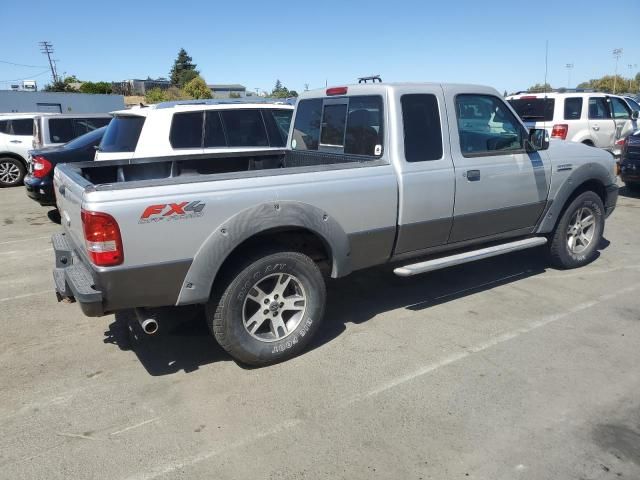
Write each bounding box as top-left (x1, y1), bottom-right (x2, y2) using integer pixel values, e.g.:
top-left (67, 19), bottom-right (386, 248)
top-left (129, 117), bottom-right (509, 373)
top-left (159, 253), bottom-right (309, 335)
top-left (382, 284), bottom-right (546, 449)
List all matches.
top-left (629, 64), bottom-right (638, 92)
top-left (612, 48), bottom-right (623, 94)
top-left (565, 63), bottom-right (573, 88)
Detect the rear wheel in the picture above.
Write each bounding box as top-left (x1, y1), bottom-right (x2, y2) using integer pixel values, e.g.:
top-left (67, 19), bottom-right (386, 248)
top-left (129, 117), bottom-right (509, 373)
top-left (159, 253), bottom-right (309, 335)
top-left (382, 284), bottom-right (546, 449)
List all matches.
top-left (207, 248), bottom-right (326, 366)
top-left (549, 191), bottom-right (604, 269)
top-left (0, 157), bottom-right (26, 187)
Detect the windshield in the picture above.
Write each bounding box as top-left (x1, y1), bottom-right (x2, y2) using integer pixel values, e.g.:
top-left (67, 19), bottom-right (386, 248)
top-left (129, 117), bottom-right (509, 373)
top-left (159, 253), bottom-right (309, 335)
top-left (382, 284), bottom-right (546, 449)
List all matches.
top-left (63, 126), bottom-right (107, 149)
top-left (99, 116), bottom-right (145, 153)
top-left (508, 97), bottom-right (555, 122)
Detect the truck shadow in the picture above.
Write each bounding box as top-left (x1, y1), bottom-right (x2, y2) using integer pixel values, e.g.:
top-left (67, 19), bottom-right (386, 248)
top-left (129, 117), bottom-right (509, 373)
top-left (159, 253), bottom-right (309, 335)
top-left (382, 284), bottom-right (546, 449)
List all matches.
top-left (103, 244), bottom-right (609, 375)
top-left (619, 185), bottom-right (640, 199)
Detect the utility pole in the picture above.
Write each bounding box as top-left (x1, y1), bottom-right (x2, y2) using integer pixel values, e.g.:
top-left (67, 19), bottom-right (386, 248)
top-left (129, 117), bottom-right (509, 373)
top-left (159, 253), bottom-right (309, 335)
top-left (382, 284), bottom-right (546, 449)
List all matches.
top-left (39, 41), bottom-right (59, 83)
top-left (304, 83), bottom-right (309, 91)
top-left (629, 64), bottom-right (638, 92)
top-left (612, 48), bottom-right (623, 94)
top-left (565, 63), bottom-right (573, 88)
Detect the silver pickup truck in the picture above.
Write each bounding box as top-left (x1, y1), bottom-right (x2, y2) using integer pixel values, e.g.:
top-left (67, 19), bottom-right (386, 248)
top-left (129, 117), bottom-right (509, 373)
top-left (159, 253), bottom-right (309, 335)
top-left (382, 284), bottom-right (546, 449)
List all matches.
top-left (52, 82), bottom-right (618, 366)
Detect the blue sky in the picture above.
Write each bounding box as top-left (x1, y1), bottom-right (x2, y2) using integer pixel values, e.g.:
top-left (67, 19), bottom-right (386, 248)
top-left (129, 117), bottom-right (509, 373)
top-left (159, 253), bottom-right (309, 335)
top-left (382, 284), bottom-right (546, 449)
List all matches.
top-left (1, 0), bottom-right (638, 94)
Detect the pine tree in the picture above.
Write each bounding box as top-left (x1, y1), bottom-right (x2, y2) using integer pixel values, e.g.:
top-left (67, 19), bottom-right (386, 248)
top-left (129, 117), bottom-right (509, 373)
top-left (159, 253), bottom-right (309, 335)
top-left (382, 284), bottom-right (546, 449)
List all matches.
top-left (170, 48), bottom-right (200, 87)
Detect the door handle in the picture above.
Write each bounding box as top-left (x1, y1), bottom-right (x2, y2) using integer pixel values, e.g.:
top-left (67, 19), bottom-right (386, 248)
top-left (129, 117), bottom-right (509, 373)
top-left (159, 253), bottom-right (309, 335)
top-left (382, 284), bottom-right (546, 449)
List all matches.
top-left (592, 125), bottom-right (600, 131)
top-left (9, 140), bottom-right (22, 143)
top-left (465, 170), bottom-right (481, 181)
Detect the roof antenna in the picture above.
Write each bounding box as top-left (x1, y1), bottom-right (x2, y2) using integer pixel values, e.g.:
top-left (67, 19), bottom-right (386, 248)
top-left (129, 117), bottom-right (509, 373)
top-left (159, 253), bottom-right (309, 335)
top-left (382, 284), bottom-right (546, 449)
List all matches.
top-left (543, 40), bottom-right (549, 97)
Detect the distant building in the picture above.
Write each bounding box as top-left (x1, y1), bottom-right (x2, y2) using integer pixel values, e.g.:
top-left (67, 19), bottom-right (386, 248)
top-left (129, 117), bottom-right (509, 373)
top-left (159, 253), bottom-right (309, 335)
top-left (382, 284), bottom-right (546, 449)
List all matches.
top-left (9, 80), bottom-right (37, 92)
top-left (113, 78), bottom-right (171, 96)
top-left (208, 84), bottom-right (246, 98)
top-left (0, 90), bottom-right (124, 113)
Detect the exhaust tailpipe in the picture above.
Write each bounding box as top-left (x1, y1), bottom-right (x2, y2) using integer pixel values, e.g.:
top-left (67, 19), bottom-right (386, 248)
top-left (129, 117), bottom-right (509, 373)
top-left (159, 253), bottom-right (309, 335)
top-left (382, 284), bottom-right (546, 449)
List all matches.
top-left (134, 308), bottom-right (159, 335)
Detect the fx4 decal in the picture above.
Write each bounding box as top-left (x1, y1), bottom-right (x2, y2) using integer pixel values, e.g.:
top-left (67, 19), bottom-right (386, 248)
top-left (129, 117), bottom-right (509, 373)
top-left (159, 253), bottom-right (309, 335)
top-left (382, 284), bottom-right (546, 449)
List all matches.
top-left (139, 201), bottom-right (205, 224)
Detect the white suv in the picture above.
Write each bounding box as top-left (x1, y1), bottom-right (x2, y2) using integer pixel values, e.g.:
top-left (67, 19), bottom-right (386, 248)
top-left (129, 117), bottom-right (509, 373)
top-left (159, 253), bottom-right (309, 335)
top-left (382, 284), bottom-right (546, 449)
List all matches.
top-left (507, 91), bottom-right (639, 155)
top-left (96, 101), bottom-right (294, 161)
top-left (0, 114), bottom-right (46, 187)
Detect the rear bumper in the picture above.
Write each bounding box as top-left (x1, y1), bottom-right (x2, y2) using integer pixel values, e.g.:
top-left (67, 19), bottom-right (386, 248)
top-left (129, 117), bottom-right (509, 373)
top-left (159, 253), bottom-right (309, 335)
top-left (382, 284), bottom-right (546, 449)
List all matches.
top-left (52, 232), bottom-right (105, 316)
top-left (24, 174), bottom-right (55, 206)
top-left (620, 158), bottom-right (640, 185)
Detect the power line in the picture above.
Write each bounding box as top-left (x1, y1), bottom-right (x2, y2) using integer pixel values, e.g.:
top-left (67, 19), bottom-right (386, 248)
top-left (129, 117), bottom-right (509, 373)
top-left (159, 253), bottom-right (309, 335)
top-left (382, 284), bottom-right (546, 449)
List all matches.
top-left (39, 41), bottom-right (59, 83)
top-left (0, 69), bottom-right (51, 84)
top-left (0, 59), bottom-right (48, 68)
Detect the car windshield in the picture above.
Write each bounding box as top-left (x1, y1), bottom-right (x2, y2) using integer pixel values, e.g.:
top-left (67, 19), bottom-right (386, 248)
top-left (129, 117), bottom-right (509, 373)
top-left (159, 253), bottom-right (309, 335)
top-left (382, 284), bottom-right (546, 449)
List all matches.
top-left (99, 116), bottom-right (145, 152)
top-left (63, 126), bottom-right (107, 149)
top-left (508, 97), bottom-right (555, 121)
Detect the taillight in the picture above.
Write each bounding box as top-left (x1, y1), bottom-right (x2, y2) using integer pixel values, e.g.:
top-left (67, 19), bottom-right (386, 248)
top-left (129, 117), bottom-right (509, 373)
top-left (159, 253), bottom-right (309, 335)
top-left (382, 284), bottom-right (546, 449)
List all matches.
top-left (551, 124), bottom-right (568, 140)
top-left (81, 209), bottom-right (124, 266)
top-left (32, 155), bottom-right (52, 178)
top-left (326, 86), bottom-right (348, 96)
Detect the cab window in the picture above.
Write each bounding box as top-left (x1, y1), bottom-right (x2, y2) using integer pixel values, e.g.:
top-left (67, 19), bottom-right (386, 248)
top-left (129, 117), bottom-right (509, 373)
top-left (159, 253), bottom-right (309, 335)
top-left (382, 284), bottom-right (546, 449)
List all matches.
top-left (456, 94), bottom-right (524, 156)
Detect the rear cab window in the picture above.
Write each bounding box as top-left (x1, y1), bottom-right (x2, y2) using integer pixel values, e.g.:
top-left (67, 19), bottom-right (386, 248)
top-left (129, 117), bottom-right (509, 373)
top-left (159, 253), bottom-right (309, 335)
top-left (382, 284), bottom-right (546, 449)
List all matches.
top-left (401, 94), bottom-right (442, 162)
top-left (508, 96), bottom-right (555, 122)
top-left (100, 116), bottom-right (145, 152)
top-left (292, 95), bottom-right (384, 157)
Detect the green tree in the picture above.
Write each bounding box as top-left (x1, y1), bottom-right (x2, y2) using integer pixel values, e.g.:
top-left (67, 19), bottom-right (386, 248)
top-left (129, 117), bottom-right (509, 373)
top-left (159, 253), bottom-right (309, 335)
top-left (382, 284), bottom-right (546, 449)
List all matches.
top-left (79, 81), bottom-right (113, 94)
top-left (183, 76), bottom-right (212, 99)
top-left (270, 79), bottom-right (294, 98)
top-left (43, 79), bottom-right (76, 92)
top-left (289, 90), bottom-right (299, 97)
top-left (145, 87), bottom-right (169, 104)
top-left (170, 48), bottom-right (200, 87)
top-left (527, 83), bottom-right (553, 93)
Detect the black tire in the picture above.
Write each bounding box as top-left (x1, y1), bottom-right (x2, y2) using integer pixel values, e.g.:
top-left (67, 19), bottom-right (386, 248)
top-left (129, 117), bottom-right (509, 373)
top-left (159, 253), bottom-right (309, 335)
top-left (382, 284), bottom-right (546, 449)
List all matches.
top-left (206, 248), bottom-right (326, 366)
top-left (0, 157), bottom-right (26, 187)
top-left (549, 191), bottom-right (604, 269)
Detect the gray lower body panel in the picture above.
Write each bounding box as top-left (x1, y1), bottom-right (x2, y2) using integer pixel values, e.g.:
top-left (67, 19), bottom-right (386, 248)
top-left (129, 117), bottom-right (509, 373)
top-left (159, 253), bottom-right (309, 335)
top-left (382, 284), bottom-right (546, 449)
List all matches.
top-left (394, 218), bottom-right (452, 255)
top-left (348, 227), bottom-right (396, 270)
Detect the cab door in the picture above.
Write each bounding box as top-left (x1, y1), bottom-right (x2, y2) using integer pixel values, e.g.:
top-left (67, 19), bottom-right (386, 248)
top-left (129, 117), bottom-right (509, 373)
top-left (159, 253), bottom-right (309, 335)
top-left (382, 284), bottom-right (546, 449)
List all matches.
top-left (587, 96), bottom-right (616, 148)
top-left (444, 88), bottom-right (551, 243)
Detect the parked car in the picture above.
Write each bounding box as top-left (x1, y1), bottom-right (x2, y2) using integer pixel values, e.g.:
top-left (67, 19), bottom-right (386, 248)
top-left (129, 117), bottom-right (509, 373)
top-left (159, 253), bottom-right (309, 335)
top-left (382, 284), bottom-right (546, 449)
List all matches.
top-left (507, 91), bottom-right (638, 156)
top-left (24, 126), bottom-right (106, 206)
top-left (52, 82), bottom-right (617, 366)
top-left (95, 101), bottom-right (294, 161)
top-left (33, 113), bottom-right (111, 151)
top-left (619, 130), bottom-right (640, 190)
top-left (0, 113), bottom-right (52, 187)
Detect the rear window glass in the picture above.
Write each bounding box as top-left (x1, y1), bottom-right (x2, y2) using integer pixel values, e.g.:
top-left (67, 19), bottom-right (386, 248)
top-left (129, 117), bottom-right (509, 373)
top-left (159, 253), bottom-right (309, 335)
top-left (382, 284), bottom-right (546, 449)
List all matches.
top-left (564, 97), bottom-right (583, 120)
top-left (320, 104), bottom-right (347, 146)
top-left (74, 118), bottom-right (110, 136)
top-left (345, 96), bottom-right (383, 156)
top-left (64, 126), bottom-right (106, 149)
top-left (204, 111), bottom-right (226, 148)
top-left (508, 97), bottom-right (555, 122)
top-left (11, 119), bottom-right (34, 136)
top-left (220, 110), bottom-right (269, 147)
top-left (48, 118), bottom-right (75, 143)
top-left (100, 116), bottom-right (145, 153)
top-left (292, 99), bottom-right (322, 150)
top-left (263, 109), bottom-right (293, 147)
top-left (170, 111), bottom-right (203, 149)
top-left (401, 94), bottom-right (443, 162)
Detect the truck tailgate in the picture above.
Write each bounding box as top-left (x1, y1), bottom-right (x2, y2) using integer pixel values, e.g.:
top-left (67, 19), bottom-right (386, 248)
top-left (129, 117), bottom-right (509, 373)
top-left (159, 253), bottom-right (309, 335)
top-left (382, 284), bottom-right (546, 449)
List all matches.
top-left (53, 164), bottom-right (87, 251)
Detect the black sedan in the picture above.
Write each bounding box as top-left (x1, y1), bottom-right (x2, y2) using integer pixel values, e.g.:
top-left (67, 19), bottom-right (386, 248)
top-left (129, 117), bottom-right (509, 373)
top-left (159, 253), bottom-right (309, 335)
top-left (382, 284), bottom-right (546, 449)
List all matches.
top-left (620, 130), bottom-right (640, 192)
top-left (24, 126), bottom-right (106, 206)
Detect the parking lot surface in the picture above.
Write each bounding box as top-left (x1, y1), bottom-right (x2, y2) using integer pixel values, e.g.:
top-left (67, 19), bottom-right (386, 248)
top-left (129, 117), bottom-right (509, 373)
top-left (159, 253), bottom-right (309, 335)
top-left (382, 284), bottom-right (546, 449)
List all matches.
top-left (1, 185), bottom-right (640, 480)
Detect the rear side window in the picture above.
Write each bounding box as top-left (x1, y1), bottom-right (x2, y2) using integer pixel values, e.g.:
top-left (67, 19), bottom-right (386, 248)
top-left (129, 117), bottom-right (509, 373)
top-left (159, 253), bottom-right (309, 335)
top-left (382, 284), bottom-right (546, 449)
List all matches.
top-left (401, 94), bottom-right (442, 162)
top-left (263, 109), bottom-right (293, 147)
top-left (588, 97), bottom-right (611, 119)
top-left (204, 111), bottom-right (226, 147)
top-left (292, 99), bottom-right (322, 150)
top-left (345, 96), bottom-right (383, 156)
top-left (73, 118), bottom-right (110, 136)
top-left (11, 119), bottom-right (34, 135)
top-left (48, 118), bottom-right (75, 143)
top-left (508, 97), bottom-right (555, 122)
top-left (220, 110), bottom-right (268, 147)
top-left (170, 111), bottom-right (203, 149)
top-left (320, 104), bottom-right (347, 146)
top-left (564, 97), bottom-right (583, 120)
top-left (0, 120), bottom-right (8, 134)
top-left (100, 116), bottom-right (145, 153)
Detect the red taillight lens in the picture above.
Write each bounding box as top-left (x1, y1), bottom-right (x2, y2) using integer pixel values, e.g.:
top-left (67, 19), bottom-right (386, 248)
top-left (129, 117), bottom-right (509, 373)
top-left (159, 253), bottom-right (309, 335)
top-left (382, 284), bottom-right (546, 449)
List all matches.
top-left (81, 209), bottom-right (124, 266)
top-left (551, 124), bottom-right (568, 140)
top-left (32, 155), bottom-right (52, 178)
top-left (326, 86), bottom-right (348, 96)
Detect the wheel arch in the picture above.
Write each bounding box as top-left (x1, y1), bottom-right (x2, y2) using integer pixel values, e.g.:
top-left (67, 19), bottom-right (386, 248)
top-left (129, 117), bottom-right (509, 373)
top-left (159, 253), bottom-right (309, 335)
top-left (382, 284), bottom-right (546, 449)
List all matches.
top-left (0, 151), bottom-right (27, 167)
top-left (176, 201), bottom-right (352, 305)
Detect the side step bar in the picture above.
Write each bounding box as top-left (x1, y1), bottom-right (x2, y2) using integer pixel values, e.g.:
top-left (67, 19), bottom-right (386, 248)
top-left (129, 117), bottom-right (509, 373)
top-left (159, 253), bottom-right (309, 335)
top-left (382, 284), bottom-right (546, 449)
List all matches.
top-left (394, 237), bottom-right (548, 277)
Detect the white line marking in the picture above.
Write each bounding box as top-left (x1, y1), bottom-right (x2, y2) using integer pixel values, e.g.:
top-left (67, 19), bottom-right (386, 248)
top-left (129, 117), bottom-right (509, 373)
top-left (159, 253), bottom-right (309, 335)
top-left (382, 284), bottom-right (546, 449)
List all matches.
top-left (110, 418), bottom-right (160, 436)
top-left (0, 290), bottom-right (50, 303)
top-left (126, 285), bottom-right (639, 480)
top-left (0, 248), bottom-right (52, 256)
top-left (0, 236), bottom-right (50, 246)
top-left (56, 432), bottom-right (95, 441)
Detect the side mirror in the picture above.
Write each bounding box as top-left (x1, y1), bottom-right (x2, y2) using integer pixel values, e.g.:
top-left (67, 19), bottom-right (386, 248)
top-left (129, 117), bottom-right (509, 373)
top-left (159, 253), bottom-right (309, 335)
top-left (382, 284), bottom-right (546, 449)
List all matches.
top-left (526, 128), bottom-right (549, 152)
top-left (631, 110), bottom-right (639, 121)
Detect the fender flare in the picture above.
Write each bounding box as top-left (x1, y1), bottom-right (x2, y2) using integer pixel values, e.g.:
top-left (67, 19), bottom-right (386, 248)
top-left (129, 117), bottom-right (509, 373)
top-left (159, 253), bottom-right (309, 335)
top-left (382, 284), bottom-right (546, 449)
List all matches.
top-left (176, 201), bottom-right (352, 305)
top-left (537, 162), bottom-right (613, 234)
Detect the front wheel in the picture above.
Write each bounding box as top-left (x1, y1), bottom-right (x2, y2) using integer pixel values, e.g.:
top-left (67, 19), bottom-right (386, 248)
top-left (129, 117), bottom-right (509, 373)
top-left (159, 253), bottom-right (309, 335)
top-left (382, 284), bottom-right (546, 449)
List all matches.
top-left (207, 248), bottom-right (326, 366)
top-left (0, 157), bottom-right (26, 187)
top-left (548, 191), bottom-right (604, 269)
